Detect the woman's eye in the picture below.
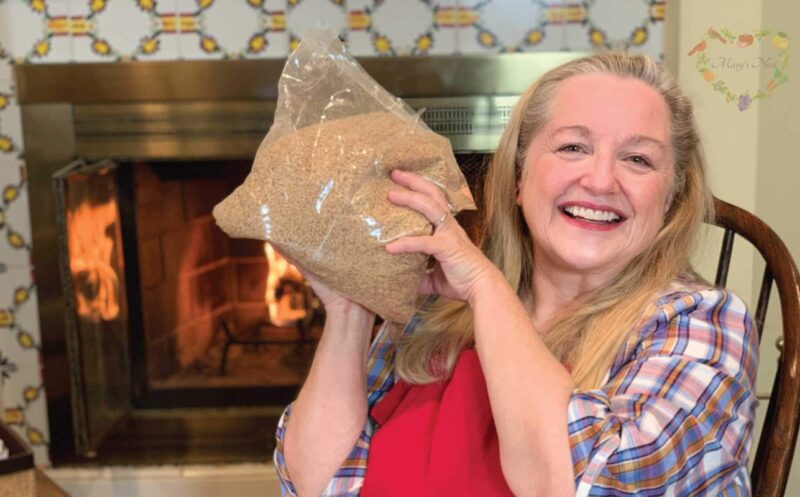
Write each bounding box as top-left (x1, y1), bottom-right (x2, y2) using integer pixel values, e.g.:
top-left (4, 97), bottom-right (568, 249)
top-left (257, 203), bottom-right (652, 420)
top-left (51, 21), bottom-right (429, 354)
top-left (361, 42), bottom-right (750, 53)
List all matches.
top-left (626, 155), bottom-right (653, 167)
top-left (557, 144), bottom-right (584, 153)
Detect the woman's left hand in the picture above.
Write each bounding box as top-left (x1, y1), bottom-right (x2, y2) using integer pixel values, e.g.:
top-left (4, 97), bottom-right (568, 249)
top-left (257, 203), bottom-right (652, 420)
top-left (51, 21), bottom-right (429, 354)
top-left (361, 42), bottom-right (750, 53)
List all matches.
top-left (384, 169), bottom-right (501, 303)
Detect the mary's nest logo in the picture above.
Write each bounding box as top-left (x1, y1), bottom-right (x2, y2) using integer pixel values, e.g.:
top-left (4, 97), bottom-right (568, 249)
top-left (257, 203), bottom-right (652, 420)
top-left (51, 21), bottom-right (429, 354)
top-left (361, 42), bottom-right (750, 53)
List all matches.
top-left (688, 28), bottom-right (790, 111)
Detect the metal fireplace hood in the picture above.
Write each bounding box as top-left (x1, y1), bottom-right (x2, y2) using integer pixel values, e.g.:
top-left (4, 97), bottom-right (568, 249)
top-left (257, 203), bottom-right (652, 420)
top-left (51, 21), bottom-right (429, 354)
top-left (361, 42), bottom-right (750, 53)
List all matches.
top-left (15, 53), bottom-right (582, 159)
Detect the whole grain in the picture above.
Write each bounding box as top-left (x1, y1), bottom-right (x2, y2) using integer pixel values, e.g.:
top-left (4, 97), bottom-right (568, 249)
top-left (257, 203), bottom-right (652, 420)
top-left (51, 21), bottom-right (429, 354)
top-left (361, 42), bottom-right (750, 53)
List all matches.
top-left (213, 112), bottom-right (474, 323)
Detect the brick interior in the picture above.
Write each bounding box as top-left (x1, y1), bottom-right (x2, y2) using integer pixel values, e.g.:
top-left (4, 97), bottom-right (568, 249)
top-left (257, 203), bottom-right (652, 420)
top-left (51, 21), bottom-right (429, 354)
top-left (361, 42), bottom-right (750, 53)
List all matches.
top-left (134, 162), bottom-right (273, 383)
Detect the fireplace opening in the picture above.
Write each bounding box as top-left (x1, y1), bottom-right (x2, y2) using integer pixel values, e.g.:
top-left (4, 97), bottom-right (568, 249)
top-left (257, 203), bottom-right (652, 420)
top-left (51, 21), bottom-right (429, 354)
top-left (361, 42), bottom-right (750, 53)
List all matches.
top-left (100, 159), bottom-right (339, 412)
top-left (52, 157), bottom-right (335, 464)
top-left (128, 160), bottom-right (323, 395)
top-left (121, 156), bottom-right (484, 405)
top-left (52, 153), bottom-right (485, 464)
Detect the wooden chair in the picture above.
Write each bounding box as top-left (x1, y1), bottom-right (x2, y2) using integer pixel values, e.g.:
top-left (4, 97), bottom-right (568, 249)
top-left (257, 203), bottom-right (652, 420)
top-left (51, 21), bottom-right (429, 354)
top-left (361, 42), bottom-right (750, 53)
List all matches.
top-left (711, 197), bottom-right (800, 497)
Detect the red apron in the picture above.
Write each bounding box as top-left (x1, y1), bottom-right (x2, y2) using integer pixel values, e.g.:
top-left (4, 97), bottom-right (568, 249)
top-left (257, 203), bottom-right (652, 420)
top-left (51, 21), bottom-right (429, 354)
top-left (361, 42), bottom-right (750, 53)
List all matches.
top-left (361, 348), bottom-right (516, 497)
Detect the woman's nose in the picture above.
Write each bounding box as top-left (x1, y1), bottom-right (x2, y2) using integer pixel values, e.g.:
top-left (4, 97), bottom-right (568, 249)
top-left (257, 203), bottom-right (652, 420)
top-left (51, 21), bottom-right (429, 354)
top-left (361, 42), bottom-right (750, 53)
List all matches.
top-left (579, 155), bottom-right (619, 194)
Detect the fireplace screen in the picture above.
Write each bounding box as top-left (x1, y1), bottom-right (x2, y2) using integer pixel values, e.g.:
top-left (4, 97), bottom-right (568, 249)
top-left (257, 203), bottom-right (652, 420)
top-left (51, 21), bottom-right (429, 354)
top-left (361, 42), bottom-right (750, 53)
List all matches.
top-left (53, 160), bottom-right (131, 455)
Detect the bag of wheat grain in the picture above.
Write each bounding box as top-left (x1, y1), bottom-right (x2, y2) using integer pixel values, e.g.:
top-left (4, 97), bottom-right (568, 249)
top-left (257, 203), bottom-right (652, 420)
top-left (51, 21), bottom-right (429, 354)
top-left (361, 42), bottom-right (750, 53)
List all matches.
top-left (213, 30), bottom-right (475, 324)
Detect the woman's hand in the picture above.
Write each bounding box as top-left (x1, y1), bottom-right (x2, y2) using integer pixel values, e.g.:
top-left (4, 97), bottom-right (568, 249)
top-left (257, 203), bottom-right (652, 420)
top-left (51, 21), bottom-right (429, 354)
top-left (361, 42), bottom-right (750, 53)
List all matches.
top-left (385, 169), bottom-right (501, 303)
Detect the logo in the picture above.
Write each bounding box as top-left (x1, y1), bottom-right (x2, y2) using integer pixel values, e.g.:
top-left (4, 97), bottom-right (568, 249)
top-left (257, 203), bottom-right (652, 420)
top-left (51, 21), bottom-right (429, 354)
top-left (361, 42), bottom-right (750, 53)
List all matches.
top-left (688, 28), bottom-right (790, 111)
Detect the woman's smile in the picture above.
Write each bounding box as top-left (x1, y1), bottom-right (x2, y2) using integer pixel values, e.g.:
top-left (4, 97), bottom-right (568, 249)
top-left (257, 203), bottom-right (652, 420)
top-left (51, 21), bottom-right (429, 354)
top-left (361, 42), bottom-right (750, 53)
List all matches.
top-left (558, 201), bottom-right (627, 232)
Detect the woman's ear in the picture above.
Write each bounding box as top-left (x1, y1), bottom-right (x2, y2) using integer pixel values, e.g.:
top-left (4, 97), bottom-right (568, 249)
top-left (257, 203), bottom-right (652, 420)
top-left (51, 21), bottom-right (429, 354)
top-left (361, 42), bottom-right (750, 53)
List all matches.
top-left (515, 167), bottom-right (525, 206)
top-left (664, 191), bottom-right (674, 214)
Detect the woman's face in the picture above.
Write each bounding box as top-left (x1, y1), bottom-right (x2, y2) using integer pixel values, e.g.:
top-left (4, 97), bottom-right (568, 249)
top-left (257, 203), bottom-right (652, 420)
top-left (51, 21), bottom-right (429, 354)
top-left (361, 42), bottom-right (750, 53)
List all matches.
top-left (517, 73), bottom-right (675, 281)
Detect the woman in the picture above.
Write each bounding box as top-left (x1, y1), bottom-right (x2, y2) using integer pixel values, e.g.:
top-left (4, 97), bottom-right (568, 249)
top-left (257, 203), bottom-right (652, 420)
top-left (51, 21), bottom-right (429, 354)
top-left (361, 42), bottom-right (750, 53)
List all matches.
top-left (274, 53), bottom-right (758, 496)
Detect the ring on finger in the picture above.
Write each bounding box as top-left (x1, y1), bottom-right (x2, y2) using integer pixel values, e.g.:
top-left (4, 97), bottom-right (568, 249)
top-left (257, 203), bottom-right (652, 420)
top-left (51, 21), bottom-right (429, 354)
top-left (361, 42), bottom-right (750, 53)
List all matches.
top-left (433, 212), bottom-right (448, 228)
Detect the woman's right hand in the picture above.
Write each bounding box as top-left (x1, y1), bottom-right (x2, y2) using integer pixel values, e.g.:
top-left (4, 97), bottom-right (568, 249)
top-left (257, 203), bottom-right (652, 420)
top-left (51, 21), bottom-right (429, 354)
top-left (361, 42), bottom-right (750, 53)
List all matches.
top-left (299, 264), bottom-right (370, 316)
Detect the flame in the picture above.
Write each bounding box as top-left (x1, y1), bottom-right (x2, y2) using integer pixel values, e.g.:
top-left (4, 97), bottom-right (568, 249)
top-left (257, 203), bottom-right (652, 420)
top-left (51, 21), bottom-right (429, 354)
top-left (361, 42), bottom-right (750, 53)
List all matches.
top-left (67, 201), bottom-right (120, 321)
top-left (264, 244), bottom-right (307, 327)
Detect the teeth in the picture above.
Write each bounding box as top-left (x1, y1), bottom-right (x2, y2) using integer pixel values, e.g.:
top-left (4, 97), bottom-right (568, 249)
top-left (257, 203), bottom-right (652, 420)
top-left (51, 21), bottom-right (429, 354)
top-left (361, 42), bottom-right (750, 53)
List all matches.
top-left (563, 205), bottom-right (621, 222)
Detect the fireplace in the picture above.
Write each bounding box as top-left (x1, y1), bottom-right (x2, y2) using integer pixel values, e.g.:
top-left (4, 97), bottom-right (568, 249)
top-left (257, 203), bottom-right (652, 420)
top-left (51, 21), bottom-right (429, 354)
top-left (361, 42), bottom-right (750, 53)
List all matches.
top-left (56, 158), bottom-right (322, 396)
top-left (15, 53), bottom-right (581, 464)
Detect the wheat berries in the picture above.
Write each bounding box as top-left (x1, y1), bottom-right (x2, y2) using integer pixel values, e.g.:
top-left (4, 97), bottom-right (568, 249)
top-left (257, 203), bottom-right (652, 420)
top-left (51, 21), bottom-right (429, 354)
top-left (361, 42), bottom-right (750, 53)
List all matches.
top-left (213, 112), bottom-right (475, 323)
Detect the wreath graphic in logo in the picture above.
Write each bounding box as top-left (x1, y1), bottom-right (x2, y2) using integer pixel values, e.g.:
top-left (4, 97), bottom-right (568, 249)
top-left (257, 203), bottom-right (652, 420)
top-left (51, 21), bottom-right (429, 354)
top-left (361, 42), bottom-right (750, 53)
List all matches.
top-left (688, 28), bottom-right (790, 111)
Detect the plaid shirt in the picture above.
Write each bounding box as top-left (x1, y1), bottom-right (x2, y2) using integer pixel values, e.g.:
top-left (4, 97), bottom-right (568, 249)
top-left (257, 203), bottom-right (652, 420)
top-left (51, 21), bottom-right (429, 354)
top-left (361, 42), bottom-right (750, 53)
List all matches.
top-left (274, 281), bottom-right (758, 496)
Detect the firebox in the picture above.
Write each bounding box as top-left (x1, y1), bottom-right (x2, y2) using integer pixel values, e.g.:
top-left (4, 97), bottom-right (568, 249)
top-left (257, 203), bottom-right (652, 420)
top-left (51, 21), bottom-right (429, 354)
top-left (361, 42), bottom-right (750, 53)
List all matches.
top-left (15, 53), bottom-right (582, 465)
top-left (54, 158), bottom-right (320, 400)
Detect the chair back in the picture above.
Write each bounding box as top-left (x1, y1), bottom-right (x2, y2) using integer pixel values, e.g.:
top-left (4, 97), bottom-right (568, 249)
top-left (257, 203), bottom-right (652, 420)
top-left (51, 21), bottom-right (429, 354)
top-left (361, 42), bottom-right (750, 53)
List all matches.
top-left (711, 197), bottom-right (800, 497)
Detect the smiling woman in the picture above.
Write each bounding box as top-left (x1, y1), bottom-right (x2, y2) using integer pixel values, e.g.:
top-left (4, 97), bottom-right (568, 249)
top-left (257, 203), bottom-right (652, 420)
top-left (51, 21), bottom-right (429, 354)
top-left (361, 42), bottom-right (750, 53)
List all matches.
top-left (274, 53), bottom-right (758, 497)
top-left (518, 74), bottom-right (676, 300)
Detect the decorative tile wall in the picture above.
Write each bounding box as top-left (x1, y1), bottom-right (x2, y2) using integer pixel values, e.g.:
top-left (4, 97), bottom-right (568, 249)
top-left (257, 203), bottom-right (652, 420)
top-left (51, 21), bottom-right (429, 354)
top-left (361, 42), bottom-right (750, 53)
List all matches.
top-left (0, 0), bottom-right (664, 466)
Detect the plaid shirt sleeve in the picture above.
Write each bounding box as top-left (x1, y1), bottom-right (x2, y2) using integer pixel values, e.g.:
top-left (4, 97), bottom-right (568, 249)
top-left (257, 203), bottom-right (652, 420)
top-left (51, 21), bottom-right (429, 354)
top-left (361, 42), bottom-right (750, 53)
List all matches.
top-left (274, 317), bottom-right (413, 496)
top-left (569, 288), bottom-right (759, 497)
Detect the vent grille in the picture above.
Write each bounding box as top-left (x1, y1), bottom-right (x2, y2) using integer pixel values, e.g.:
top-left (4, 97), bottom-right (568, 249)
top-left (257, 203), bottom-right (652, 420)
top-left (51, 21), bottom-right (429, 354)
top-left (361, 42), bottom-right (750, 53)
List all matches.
top-left (422, 105), bottom-right (514, 137)
top-left (72, 96), bottom-right (519, 159)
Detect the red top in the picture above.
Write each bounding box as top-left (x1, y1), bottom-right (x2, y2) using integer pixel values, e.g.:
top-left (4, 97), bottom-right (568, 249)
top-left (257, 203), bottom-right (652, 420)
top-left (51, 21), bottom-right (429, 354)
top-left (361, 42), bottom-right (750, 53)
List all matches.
top-left (360, 348), bottom-right (515, 497)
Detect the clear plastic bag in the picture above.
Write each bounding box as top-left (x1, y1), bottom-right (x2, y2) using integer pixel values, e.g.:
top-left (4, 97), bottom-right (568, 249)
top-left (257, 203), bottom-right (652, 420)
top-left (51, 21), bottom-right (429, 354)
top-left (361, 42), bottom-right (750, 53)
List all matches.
top-left (213, 30), bottom-right (475, 324)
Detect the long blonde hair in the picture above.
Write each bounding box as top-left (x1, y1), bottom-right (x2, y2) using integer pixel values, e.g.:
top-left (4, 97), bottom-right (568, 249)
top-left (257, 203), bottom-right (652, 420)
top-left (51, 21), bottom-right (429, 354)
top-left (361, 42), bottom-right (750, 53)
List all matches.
top-left (394, 53), bottom-right (714, 389)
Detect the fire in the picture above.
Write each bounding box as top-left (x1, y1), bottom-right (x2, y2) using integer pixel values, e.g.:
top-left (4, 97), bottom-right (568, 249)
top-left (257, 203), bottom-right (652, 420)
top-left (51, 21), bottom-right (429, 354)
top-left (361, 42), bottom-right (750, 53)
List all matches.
top-left (67, 201), bottom-right (120, 321)
top-left (263, 244), bottom-right (307, 327)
